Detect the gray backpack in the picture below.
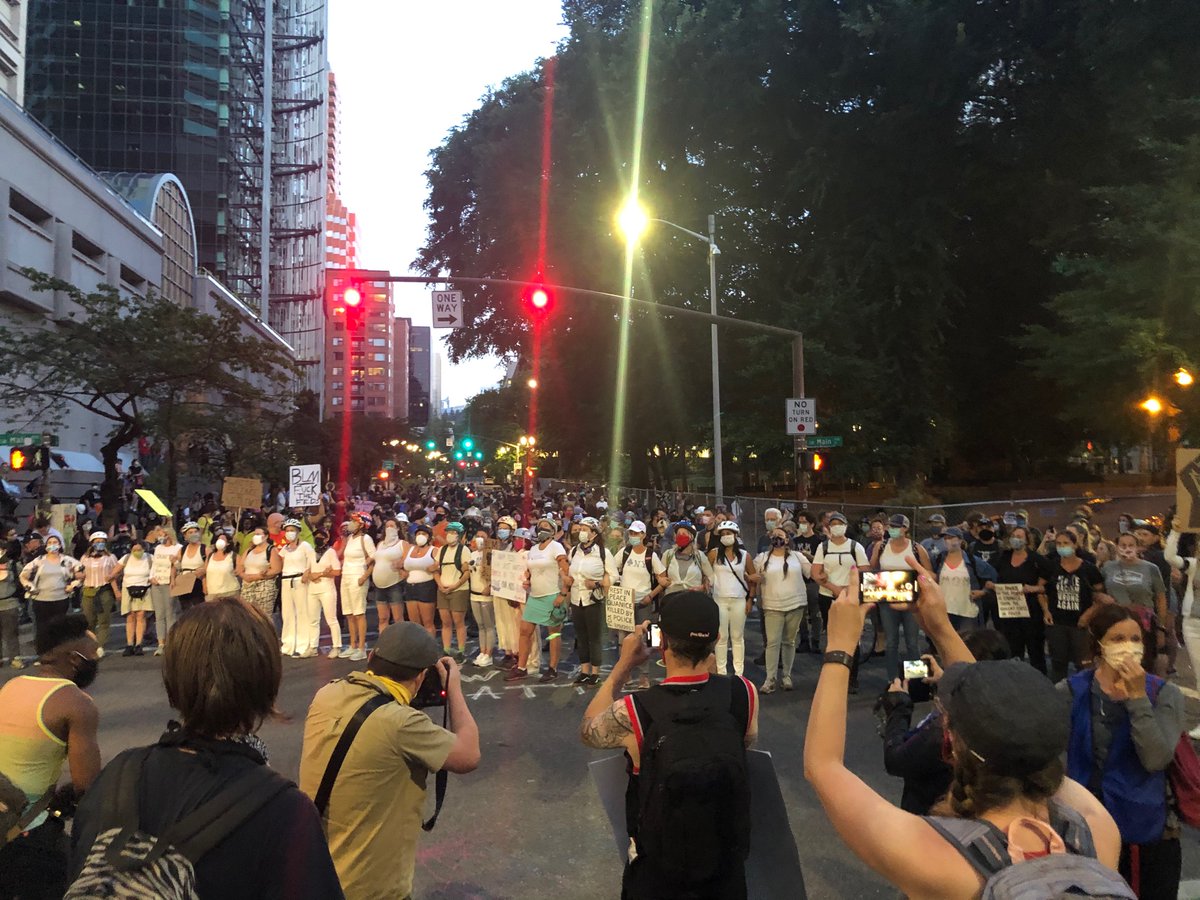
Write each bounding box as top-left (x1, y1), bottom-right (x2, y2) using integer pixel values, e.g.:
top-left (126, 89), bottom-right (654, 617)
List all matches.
top-left (66, 749), bottom-right (289, 900)
top-left (924, 803), bottom-right (1135, 900)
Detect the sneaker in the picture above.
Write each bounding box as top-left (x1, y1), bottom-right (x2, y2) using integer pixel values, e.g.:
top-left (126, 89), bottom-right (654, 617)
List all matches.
top-left (636, 676), bottom-right (651, 690)
top-left (622, 680), bottom-right (641, 692)
top-left (585, 674), bottom-right (601, 687)
top-left (498, 654), bottom-right (517, 670)
top-left (298, 649), bottom-right (317, 659)
top-left (474, 653), bottom-right (493, 667)
top-left (505, 667), bottom-right (529, 681)
top-left (782, 676), bottom-right (794, 691)
top-left (133, 645), bottom-right (145, 656)
top-left (1189, 724), bottom-right (1200, 741)
top-left (154, 646), bottom-right (164, 657)
top-left (121, 646), bottom-right (135, 657)
top-left (760, 678), bottom-right (777, 695)
top-left (352, 648), bottom-right (368, 661)
top-left (11, 657), bottom-right (24, 669)
top-left (539, 667), bottom-right (558, 683)
top-left (328, 648), bottom-right (340, 659)
top-left (573, 670), bottom-right (589, 685)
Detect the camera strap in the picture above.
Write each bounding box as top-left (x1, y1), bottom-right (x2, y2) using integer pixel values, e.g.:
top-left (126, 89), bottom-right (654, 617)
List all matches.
top-left (421, 701), bottom-right (450, 833)
top-left (313, 693), bottom-right (391, 818)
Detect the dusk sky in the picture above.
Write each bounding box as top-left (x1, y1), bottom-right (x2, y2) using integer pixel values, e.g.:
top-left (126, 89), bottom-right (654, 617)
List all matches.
top-left (328, 1), bottom-right (568, 407)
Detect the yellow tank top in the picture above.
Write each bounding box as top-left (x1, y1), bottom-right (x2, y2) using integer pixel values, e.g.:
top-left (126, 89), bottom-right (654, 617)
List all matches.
top-left (0, 676), bottom-right (71, 805)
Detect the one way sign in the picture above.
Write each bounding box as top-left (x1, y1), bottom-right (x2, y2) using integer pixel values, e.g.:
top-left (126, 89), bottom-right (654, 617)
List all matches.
top-left (431, 290), bottom-right (465, 329)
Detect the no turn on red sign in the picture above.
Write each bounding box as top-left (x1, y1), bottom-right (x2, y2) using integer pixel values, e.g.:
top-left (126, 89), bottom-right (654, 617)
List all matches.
top-left (785, 398), bottom-right (817, 435)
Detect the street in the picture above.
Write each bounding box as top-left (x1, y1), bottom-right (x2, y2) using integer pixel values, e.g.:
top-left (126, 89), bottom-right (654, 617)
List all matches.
top-left (7, 612), bottom-right (1200, 899)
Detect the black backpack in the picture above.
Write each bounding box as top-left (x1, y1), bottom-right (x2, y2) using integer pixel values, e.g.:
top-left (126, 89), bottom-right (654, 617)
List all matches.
top-left (627, 676), bottom-right (751, 897)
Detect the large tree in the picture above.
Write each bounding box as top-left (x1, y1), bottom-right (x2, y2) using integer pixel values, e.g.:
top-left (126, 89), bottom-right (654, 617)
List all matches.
top-left (0, 271), bottom-right (298, 516)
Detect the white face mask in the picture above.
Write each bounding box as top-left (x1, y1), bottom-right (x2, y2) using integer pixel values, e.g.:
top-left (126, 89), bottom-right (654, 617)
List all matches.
top-left (252, 534), bottom-right (266, 546)
top-left (830, 524), bottom-right (847, 538)
top-left (284, 530), bottom-right (299, 543)
top-left (765, 518), bottom-right (779, 530)
top-left (1101, 642), bottom-right (1142, 669)
top-left (215, 538), bottom-right (228, 551)
top-left (385, 527), bottom-right (398, 540)
top-left (415, 533), bottom-right (429, 546)
top-left (720, 534), bottom-right (737, 546)
top-left (798, 523), bottom-right (812, 535)
top-left (1117, 547), bottom-right (1138, 561)
top-left (446, 532), bottom-right (459, 544)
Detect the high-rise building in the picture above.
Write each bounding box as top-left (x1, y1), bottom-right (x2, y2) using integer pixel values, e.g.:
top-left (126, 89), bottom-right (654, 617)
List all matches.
top-left (408, 325), bottom-right (431, 426)
top-left (0, 0), bottom-right (25, 105)
top-left (430, 351), bottom-right (443, 418)
top-left (23, 0), bottom-right (327, 379)
top-left (393, 316), bottom-right (410, 421)
top-left (326, 195), bottom-right (357, 270)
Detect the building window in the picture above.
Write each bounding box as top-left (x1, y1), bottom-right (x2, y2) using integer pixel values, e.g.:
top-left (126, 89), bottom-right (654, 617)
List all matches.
top-left (334, 352), bottom-right (344, 361)
top-left (373, 353), bottom-right (386, 362)
top-left (329, 367), bottom-right (342, 376)
top-left (330, 382), bottom-right (343, 391)
top-left (331, 397), bottom-right (343, 406)
top-left (331, 337), bottom-right (343, 347)
top-left (369, 338), bottom-right (387, 347)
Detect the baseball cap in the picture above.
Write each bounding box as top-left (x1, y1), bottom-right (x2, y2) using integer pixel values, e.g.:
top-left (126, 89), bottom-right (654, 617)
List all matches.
top-left (926, 513), bottom-right (947, 524)
top-left (371, 622), bottom-right (441, 670)
top-left (888, 513), bottom-right (910, 529)
top-left (939, 661), bottom-right (1069, 776)
top-left (627, 520), bottom-right (647, 534)
top-left (828, 511), bottom-right (848, 524)
top-left (943, 526), bottom-right (965, 540)
top-left (659, 590), bottom-right (720, 643)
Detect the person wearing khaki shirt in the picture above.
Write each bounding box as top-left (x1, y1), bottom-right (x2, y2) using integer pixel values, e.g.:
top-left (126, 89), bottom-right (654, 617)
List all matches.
top-left (299, 623), bottom-right (480, 900)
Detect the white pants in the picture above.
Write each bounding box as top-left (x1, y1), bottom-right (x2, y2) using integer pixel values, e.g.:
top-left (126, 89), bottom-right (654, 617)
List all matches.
top-left (1183, 617), bottom-right (1200, 693)
top-left (494, 595), bottom-right (521, 653)
top-left (311, 584), bottom-right (341, 651)
top-left (281, 577), bottom-right (319, 655)
top-left (715, 595), bottom-right (748, 676)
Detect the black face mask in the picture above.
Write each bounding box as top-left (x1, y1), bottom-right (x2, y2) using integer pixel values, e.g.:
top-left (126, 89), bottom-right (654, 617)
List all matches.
top-left (979, 529), bottom-right (995, 542)
top-left (71, 652), bottom-right (99, 689)
top-left (770, 536), bottom-right (788, 548)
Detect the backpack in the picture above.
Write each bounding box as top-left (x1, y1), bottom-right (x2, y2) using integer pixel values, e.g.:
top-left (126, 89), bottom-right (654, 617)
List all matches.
top-left (619, 545), bottom-right (656, 582)
top-left (923, 802), bottom-right (1135, 900)
top-left (65, 749), bottom-right (291, 900)
top-left (1146, 678), bottom-right (1200, 829)
top-left (437, 542), bottom-right (466, 573)
top-left (627, 676), bottom-right (751, 896)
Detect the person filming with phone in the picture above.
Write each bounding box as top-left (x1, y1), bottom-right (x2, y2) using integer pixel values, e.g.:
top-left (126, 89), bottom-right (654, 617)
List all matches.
top-left (299, 622), bottom-right (481, 899)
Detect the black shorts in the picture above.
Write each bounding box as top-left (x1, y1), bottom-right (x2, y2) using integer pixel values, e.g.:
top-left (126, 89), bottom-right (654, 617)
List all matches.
top-left (405, 580), bottom-right (437, 604)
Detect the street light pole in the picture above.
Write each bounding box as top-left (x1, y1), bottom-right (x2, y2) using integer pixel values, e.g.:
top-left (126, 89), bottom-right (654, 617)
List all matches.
top-left (707, 215), bottom-right (724, 501)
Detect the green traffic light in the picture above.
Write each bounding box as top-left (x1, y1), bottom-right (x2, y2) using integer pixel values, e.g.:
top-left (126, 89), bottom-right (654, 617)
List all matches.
top-left (425, 440), bottom-right (436, 450)
top-left (474, 451), bottom-right (483, 460)
top-left (454, 451), bottom-right (464, 460)
top-left (461, 437), bottom-right (474, 451)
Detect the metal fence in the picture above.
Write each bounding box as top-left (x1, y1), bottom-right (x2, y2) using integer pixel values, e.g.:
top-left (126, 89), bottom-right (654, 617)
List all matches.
top-left (600, 485), bottom-right (1175, 558)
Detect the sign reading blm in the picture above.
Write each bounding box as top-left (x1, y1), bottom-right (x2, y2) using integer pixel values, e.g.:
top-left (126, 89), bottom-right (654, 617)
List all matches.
top-left (289, 464), bottom-right (322, 508)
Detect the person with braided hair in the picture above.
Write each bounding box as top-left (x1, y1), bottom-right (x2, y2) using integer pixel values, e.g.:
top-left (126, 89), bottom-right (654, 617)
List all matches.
top-left (804, 557), bottom-right (1124, 899)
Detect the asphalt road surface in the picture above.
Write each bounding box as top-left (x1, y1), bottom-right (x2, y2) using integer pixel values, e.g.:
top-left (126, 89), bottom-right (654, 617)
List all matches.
top-left (5, 612), bottom-right (1200, 899)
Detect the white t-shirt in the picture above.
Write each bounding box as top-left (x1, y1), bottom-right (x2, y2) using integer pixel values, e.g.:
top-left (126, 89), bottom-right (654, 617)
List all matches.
top-left (310, 549), bottom-right (340, 593)
top-left (280, 542), bottom-right (316, 577)
top-left (711, 550), bottom-right (750, 599)
top-left (372, 538), bottom-right (406, 589)
top-left (617, 546), bottom-right (665, 596)
top-left (205, 551), bottom-right (239, 595)
top-left (151, 544), bottom-right (180, 585)
top-left (469, 549), bottom-right (489, 594)
top-left (754, 550), bottom-right (810, 611)
top-left (119, 552), bottom-right (153, 588)
top-left (879, 539), bottom-right (920, 571)
top-left (939, 559), bottom-right (974, 618)
top-left (812, 538), bottom-right (870, 597)
top-left (527, 540), bottom-right (567, 598)
top-left (568, 544), bottom-right (619, 607)
top-left (340, 534), bottom-right (376, 575)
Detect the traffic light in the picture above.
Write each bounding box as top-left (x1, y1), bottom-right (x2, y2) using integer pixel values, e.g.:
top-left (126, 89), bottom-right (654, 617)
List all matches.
top-left (454, 451), bottom-right (464, 460)
top-left (9, 447), bottom-right (27, 470)
top-left (801, 451), bottom-right (825, 472)
top-left (378, 469), bottom-right (389, 481)
top-left (328, 275), bottom-right (367, 330)
top-left (461, 437), bottom-right (474, 451)
top-left (474, 451), bottom-right (483, 460)
top-left (521, 278), bottom-right (554, 319)
top-left (425, 440), bottom-right (436, 451)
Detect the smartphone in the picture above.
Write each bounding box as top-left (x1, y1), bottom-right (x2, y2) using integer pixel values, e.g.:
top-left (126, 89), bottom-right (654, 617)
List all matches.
top-left (902, 659), bottom-right (930, 680)
top-left (860, 570), bottom-right (919, 604)
top-left (645, 624), bottom-right (662, 648)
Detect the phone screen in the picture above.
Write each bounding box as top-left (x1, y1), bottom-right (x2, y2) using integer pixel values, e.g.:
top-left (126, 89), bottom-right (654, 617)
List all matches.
top-left (902, 659), bottom-right (930, 680)
top-left (860, 570), bottom-right (918, 604)
top-left (646, 624), bottom-right (662, 648)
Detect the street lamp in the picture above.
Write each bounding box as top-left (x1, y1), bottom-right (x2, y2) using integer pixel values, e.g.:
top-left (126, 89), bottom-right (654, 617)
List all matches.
top-left (1176, 368), bottom-right (1194, 388)
top-left (527, 377), bottom-right (539, 390)
top-left (1141, 396), bottom-right (1164, 415)
top-left (617, 199), bottom-right (725, 499)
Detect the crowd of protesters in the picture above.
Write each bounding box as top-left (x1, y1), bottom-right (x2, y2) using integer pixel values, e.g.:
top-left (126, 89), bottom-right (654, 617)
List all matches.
top-left (0, 476), bottom-right (1196, 899)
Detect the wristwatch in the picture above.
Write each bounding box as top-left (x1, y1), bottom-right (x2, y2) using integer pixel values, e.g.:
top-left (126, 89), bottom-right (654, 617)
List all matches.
top-left (823, 650), bottom-right (854, 670)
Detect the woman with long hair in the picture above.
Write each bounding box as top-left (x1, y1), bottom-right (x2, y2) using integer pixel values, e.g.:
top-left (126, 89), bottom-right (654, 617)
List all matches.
top-left (805, 559), bottom-right (1127, 899)
top-left (399, 523), bottom-right (438, 640)
top-left (1063, 604), bottom-right (1185, 899)
top-left (992, 525), bottom-right (1049, 673)
top-left (236, 526), bottom-right (281, 624)
top-left (707, 521), bottom-right (757, 679)
top-left (371, 515), bottom-right (407, 634)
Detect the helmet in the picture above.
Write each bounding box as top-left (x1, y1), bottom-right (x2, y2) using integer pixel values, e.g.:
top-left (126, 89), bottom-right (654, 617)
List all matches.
top-left (181, 521), bottom-right (200, 533)
top-left (497, 515), bottom-right (517, 530)
top-left (717, 521), bottom-right (741, 534)
top-left (445, 521), bottom-right (465, 534)
top-left (89, 531), bottom-right (108, 542)
top-left (579, 516), bottom-right (601, 532)
top-left (350, 512), bottom-right (372, 528)
top-left (672, 519), bottom-right (697, 535)
top-left (283, 518), bottom-right (302, 531)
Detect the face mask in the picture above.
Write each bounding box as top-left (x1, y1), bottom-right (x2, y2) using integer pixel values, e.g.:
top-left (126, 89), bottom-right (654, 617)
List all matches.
top-left (700, 517), bottom-right (713, 528)
top-left (385, 527), bottom-right (398, 539)
top-left (415, 533), bottom-right (430, 546)
top-left (537, 529), bottom-right (554, 542)
top-left (1057, 545), bottom-right (1075, 558)
top-left (46, 543), bottom-right (61, 554)
top-left (1117, 547), bottom-right (1138, 561)
top-left (720, 534), bottom-right (737, 547)
top-left (92, 543), bottom-right (106, 553)
top-left (71, 652), bottom-right (99, 689)
top-left (675, 533), bottom-right (693, 549)
top-left (446, 532), bottom-right (460, 545)
top-left (1101, 642), bottom-right (1142, 669)
top-left (887, 528), bottom-right (903, 540)
top-left (252, 534), bottom-right (266, 546)
top-left (1118, 521), bottom-right (1130, 534)
top-left (830, 524), bottom-right (847, 538)
top-left (1009, 537), bottom-right (1026, 550)
top-left (770, 536), bottom-right (787, 548)
top-left (132, 548), bottom-right (144, 558)
top-left (285, 530), bottom-right (299, 543)
top-left (497, 528), bottom-right (511, 540)
top-left (765, 518), bottom-right (780, 531)
top-left (215, 539), bottom-right (227, 551)
top-left (979, 529), bottom-right (995, 542)
top-left (624, 516), bottom-right (633, 526)
top-left (630, 535), bottom-right (644, 546)
top-left (578, 530), bottom-right (592, 544)
top-left (314, 536), bottom-right (328, 549)
top-left (798, 524), bottom-right (812, 535)
top-left (186, 533), bottom-right (200, 543)
top-left (346, 522), bottom-right (360, 533)
top-left (944, 539), bottom-right (961, 553)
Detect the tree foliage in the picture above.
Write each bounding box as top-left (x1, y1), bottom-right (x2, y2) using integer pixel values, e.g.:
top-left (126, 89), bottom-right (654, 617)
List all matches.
top-left (0, 271), bottom-right (298, 510)
top-left (420, 0), bottom-right (1200, 485)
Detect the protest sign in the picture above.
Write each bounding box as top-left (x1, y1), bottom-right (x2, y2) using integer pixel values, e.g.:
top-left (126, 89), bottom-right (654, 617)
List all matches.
top-left (490, 550), bottom-right (526, 603)
top-left (605, 585), bottom-right (636, 631)
top-left (1176, 449), bottom-right (1200, 532)
top-left (289, 464), bottom-right (321, 508)
top-left (221, 477), bottom-right (262, 510)
top-left (996, 583), bottom-right (1030, 618)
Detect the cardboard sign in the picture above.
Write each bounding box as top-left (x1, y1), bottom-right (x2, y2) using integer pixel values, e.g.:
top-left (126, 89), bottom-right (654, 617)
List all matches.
top-left (995, 583), bottom-right (1030, 619)
top-left (289, 464), bottom-right (322, 508)
top-left (1177, 449), bottom-right (1200, 533)
top-left (590, 750), bottom-right (807, 899)
top-left (605, 585), bottom-right (636, 631)
top-left (51, 503), bottom-right (78, 550)
top-left (353, 500), bottom-right (377, 515)
top-left (221, 476), bottom-right (262, 510)
top-left (169, 571), bottom-right (198, 598)
top-left (489, 550), bottom-right (526, 603)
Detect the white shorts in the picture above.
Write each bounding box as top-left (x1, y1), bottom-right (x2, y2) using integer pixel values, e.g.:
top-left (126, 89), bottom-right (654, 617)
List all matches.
top-left (341, 575), bottom-right (368, 616)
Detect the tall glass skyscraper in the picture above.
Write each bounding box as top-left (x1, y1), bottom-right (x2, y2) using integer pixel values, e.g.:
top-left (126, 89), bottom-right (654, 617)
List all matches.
top-left (24, 0), bottom-right (327, 379)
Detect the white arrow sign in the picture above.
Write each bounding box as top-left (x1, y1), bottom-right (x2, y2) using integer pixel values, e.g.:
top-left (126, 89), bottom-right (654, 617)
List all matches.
top-left (785, 397), bottom-right (817, 435)
top-left (432, 290), bottom-right (464, 329)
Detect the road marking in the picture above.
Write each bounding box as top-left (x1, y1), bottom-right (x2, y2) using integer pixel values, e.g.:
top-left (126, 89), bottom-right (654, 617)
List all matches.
top-left (469, 685), bottom-right (501, 700)
top-left (1178, 879), bottom-right (1200, 899)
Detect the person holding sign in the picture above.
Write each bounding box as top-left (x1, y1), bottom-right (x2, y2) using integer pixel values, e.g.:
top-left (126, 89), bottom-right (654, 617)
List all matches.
top-left (991, 525), bottom-right (1049, 674)
top-left (1040, 529), bottom-right (1107, 683)
top-left (614, 521), bottom-right (664, 691)
top-left (567, 517), bottom-right (619, 686)
top-left (490, 516), bottom-right (524, 669)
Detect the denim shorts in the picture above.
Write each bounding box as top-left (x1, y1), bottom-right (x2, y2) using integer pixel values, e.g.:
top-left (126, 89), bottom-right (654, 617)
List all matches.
top-left (372, 582), bottom-right (405, 607)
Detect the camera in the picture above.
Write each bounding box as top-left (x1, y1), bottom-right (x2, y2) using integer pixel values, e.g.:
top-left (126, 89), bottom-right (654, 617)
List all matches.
top-left (411, 663), bottom-right (448, 709)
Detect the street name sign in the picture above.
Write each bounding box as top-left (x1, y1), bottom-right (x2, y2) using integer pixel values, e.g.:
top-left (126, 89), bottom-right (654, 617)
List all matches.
top-left (432, 290), bottom-right (464, 328)
top-left (807, 436), bottom-right (843, 449)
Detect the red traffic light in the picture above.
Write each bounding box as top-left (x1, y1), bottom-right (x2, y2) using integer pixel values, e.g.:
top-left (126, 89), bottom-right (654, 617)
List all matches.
top-left (344, 286), bottom-right (363, 307)
top-left (521, 279), bottom-right (554, 318)
top-left (378, 469), bottom-right (389, 480)
top-left (9, 448), bottom-right (27, 470)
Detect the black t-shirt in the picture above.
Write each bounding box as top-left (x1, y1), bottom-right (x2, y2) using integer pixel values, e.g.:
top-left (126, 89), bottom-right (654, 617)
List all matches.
top-left (70, 741), bottom-right (343, 900)
top-left (793, 533), bottom-right (823, 559)
top-left (993, 550), bottom-right (1049, 615)
top-left (970, 539), bottom-right (1003, 566)
top-left (1044, 558), bottom-right (1103, 626)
